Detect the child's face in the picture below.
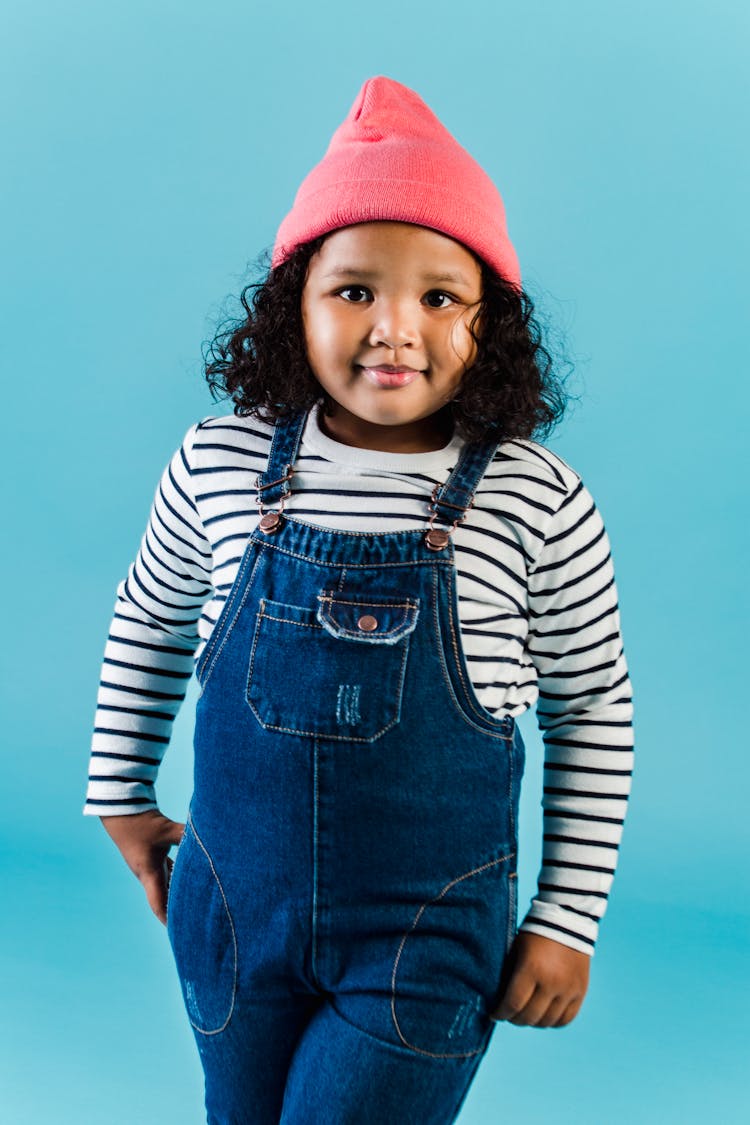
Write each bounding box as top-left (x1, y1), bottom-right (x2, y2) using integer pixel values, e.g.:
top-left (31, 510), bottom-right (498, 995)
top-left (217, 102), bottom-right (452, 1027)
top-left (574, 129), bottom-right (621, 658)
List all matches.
top-left (301, 221), bottom-right (483, 452)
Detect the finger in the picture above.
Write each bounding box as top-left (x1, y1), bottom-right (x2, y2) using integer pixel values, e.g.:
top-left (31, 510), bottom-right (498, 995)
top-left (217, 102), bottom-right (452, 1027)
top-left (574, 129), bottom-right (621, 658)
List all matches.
top-left (505, 984), bottom-right (554, 1026)
top-left (169, 821), bottom-right (187, 847)
top-left (552, 993), bottom-right (585, 1028)
top-left (142, 867), bottom-right (169, 927)
top-left (533, 993), bottom-right (571, 1029)
top-left (155, 820), bottom-right (186, 849)
top-left (492, 973), bottom-right (540, 1022)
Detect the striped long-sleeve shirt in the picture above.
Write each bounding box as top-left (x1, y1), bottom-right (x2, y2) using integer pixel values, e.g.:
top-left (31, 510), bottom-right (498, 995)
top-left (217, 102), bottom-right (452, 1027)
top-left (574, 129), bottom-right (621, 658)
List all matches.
top-left (84, 400), bottom-right (634, 956)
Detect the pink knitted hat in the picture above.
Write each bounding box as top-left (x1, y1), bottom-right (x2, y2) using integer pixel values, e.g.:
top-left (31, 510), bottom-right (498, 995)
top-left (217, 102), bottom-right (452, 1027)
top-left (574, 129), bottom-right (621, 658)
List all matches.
top-left (272, 76), bottom-right (521, 289)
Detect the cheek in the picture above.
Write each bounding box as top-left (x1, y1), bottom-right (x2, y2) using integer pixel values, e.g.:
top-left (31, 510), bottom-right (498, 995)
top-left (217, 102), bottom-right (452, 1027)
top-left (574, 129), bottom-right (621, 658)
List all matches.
top-left (447, 313), bottom-right (479, 365)
top-left (304, 308), bottom-right (350, 361)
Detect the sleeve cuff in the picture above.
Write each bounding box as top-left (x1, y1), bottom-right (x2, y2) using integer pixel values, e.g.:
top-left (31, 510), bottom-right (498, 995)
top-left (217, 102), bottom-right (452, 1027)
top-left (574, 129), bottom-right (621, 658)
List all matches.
top-left (82, 796), bottom-right (158, 817)
top-left (518, 900), bottom-right (598, 956)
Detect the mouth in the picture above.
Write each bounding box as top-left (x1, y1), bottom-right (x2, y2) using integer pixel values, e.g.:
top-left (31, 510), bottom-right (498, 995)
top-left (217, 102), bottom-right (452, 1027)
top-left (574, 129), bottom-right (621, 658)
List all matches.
top-left (358, 365), bottom-right (422, 388)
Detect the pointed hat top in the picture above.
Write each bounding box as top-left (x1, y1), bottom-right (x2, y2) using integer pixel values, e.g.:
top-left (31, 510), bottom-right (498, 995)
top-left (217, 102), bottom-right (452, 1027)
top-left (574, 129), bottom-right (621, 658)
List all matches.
top-left (272, 76), bottom-right (521, 288)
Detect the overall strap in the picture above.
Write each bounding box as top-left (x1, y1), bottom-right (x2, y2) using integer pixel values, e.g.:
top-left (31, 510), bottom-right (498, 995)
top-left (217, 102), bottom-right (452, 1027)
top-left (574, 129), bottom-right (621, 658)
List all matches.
top-left (424, 437), bottom-right (502, 549)
top-left (255, 410), bottom-right (308, 505)
top-left (254, 407), bottom-right (501, 547)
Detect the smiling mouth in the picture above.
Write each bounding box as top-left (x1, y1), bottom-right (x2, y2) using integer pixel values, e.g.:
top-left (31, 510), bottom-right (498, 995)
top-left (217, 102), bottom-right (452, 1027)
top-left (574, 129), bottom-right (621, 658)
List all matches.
top-left (359, 366), bottom-right (422, 388)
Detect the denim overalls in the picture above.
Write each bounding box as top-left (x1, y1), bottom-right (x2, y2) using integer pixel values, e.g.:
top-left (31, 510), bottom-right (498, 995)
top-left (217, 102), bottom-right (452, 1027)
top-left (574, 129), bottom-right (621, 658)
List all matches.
top-left (166, 409), bottom-right (526, 1125)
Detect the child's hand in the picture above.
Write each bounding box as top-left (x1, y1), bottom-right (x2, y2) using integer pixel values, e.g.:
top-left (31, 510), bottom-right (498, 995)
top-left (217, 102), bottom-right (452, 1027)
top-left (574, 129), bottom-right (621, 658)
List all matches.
top-left (490, 931), bottom-right (591, 1028)
top-left (99, 809), bottom-right (185, 926)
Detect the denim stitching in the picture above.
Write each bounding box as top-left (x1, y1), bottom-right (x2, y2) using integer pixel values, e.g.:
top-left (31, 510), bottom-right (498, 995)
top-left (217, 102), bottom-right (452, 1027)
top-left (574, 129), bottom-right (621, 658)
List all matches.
top-left (244, 719), bottom-right (405, 742)
top-left (311, 741), bottom-right (321, 989)
top-left (390, 849), bottom-right (516, 1059)
top-left (261, 611), bottom-right (322, 630)
top-left (196, 541), bottom-right (257, 682)
top-left (245, 599), bottom-right (267, 723)
top-left (506, 872), bottom-right (519, 956)
top-left (445, 572), bottom-right (516, 733)
top-left (198, 547), bottom-right (264, 692)
top-left (317, 594), bottom-right (420, 640)
top-left (507, 723), bottom-right (517, 843)
top-left (182, 812), bottom-right (239, 1037)
top-left (258, 601), bottom-right (418, 638)
top-left (276, 515), bottom-right (432, 539)
top-left (429, 569), bottom-right (513, 742)
top-left (318, 597), bottom-right (419, 609)
top-left (327, 998), bottom-right (479, 1065)
top-left (261, 536), bottom-right (451, 570)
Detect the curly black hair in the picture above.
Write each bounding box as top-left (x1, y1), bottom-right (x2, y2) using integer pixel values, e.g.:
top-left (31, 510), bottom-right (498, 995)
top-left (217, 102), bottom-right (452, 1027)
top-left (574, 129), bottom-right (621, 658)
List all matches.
top-left (203, 234), bottom-right (571, 445)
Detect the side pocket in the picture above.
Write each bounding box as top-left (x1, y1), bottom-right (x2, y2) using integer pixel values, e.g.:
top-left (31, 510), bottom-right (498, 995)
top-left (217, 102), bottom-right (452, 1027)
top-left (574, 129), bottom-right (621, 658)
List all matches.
top-left (390, 849), bottom-right (516, 1059)
top-left (166, 816), bottom-right (238, 1036)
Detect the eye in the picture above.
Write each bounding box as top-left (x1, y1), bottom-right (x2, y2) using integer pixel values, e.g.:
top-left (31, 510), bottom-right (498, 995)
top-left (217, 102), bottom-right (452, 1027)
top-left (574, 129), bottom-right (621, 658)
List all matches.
top-left (423, 291), bottom-right (456, 309)
top-left (336, 285), bottom-right (372, 303)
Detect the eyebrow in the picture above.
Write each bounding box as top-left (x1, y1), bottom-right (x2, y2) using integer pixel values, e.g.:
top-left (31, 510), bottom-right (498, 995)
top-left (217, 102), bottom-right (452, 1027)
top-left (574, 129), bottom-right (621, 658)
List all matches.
top-left (321, 267), bottom-right (475, 287)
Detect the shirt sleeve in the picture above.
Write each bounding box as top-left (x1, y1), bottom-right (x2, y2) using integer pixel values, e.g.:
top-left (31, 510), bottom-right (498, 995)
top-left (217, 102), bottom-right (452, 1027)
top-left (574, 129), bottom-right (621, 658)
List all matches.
top-left (517, 477), bottom-right (634, 956)
top-left (83, 422), bottom-right (214, 816)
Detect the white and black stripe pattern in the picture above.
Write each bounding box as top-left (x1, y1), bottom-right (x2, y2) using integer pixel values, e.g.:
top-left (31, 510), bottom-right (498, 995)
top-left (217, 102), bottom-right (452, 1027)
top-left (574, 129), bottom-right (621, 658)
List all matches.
top-left (84, 403), bottom-right (633, 956)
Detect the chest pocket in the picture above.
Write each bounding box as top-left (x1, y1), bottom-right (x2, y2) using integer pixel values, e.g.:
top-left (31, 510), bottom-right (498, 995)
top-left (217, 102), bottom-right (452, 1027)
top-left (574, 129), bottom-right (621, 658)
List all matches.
top-left (246, 591), bottom-right (420, 742)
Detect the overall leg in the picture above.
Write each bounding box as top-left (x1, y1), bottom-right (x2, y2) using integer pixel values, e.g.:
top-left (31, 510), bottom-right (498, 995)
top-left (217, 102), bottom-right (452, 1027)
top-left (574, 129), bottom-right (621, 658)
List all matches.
top-left (296, 715), bottom-right (520, 1124)
top-left (167, 810), bottom-right (325, 1125)
top-left (281, 999), bottom-right (493, 1125)
top-left (196, 992), bottom-right (324, 1125)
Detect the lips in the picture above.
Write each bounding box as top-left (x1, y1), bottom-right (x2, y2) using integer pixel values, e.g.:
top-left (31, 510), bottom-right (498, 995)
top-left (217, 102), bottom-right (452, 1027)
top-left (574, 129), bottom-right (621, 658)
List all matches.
top-left (360, 366), bottom-right (421, 388)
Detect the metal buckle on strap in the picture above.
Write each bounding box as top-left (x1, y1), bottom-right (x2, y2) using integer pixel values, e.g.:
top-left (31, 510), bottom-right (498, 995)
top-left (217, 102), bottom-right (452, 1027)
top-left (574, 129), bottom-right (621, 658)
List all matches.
top-left (424, 482), bottom-right (474, 551)
top-left (255, 465), bottom-right (294, 534)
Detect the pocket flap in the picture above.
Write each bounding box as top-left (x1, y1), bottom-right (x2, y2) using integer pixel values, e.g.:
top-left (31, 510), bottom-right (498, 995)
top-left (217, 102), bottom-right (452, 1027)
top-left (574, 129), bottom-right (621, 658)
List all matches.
top-left (316, 591), bottom-right (420, 644)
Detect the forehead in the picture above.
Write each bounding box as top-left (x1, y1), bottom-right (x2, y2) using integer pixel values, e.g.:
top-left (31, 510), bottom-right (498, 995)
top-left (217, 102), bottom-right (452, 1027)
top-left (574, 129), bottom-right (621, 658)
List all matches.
top-left (309, 222), bottom-right (482, 285)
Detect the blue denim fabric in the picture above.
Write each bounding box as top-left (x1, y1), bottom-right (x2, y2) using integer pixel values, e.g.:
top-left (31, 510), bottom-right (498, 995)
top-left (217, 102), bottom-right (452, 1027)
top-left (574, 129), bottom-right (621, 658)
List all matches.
top-left (167, 411), bottom-right (526, 1124)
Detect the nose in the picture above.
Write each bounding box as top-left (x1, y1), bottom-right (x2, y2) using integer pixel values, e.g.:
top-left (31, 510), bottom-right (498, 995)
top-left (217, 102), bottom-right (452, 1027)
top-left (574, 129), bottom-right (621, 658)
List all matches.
top-left (368, 299), bottom-right (419, 349)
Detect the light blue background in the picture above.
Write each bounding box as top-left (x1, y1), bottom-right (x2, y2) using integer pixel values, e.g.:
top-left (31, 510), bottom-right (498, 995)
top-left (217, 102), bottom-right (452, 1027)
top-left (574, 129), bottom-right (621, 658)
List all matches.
top-left (1, 1), bottom-right (747, 1121)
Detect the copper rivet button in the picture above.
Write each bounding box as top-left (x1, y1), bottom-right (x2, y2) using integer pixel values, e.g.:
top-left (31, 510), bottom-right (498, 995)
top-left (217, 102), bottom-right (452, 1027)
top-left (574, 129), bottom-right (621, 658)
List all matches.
top-left (425, 528), bottom-right (450, 550)
top-left (259, 512), bottom-right (281, 533)
top-left (358, 614), bottom-right (378, 632)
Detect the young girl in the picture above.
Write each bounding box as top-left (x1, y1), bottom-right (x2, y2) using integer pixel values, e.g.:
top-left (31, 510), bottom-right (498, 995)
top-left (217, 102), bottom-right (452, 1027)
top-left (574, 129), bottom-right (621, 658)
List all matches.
top-left (85, 76), bottom-right (634, 1123)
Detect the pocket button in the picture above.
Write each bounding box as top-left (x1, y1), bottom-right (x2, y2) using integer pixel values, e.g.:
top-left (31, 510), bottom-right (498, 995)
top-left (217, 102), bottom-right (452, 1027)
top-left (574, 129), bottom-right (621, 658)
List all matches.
top-left (358, 614), bottom-right (378, 632)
